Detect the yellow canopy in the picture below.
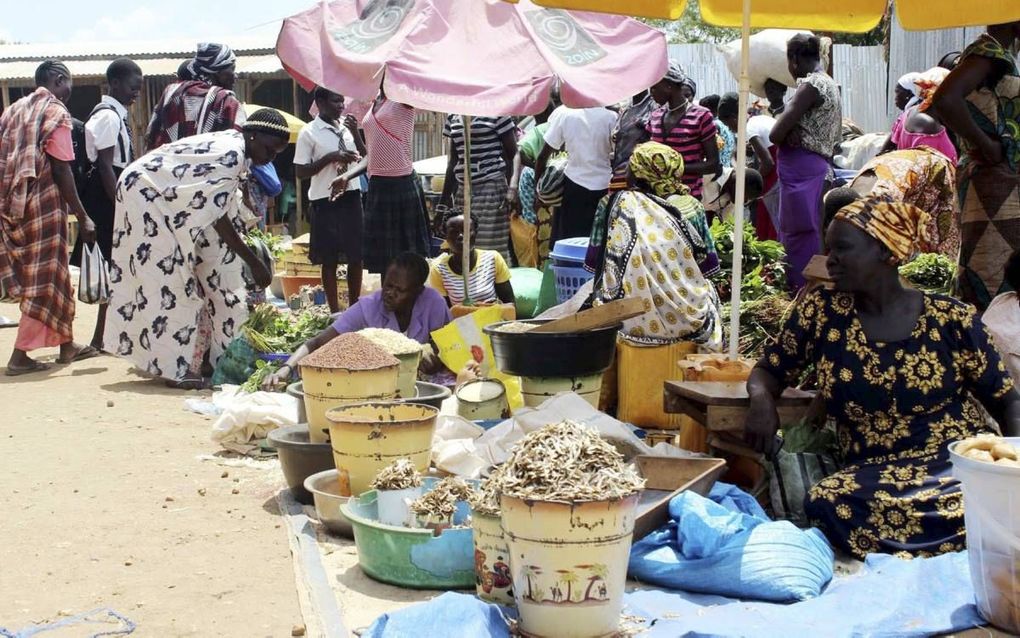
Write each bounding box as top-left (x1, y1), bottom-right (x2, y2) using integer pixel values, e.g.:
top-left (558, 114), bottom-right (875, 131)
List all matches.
top-left (534, 0), bottom-right (1020, 32)
top-left (242, 103), bottom-right (304, 144)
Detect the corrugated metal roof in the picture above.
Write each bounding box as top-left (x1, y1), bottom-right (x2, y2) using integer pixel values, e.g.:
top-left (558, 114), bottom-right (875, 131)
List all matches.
top-left (0, 54), bottom-right (284, 81)
top-left (0, 34), bottom-right (277, 61)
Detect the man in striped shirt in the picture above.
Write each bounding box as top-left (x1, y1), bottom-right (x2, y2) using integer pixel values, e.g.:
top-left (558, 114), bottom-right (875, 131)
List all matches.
top-left (646, 61), bottom-right (721, 201)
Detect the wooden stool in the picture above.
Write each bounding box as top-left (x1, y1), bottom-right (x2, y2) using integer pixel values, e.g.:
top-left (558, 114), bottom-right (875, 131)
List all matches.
top-left (663, 381), bottom-right (816, 498)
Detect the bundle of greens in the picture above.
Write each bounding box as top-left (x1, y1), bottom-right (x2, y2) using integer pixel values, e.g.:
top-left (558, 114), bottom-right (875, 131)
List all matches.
top-left (899, 253), bottom-right (955, 294)
top-left (244, 228), bottom-right (285, 261)
top-left (720, 293), bottom-right (793, 359)
top-left (241, 304), bottom-right (331, 354)
top-left (709, 218), bottom-right (787, 301)
top-left (239, 359), bottom-right (280, 393)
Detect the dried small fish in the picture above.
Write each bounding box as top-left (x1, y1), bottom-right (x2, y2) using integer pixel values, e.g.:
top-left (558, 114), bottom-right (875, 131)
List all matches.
top-left (370, 458), bottom-right (422, 491)
top-left (500, 420), bottom-right (645, 503)
top-left (410, 477), bottom-right (473, 522)
top-left (468, 464), bottom-right (508, 517)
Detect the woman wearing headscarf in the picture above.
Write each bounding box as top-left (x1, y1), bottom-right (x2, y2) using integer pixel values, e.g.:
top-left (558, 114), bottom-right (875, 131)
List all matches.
top-left (106, 109), bottom-right (288, 388)
top-left (770, 34), bottom-right (842, 290)
top-left (145, 42), bottom-right (245, 151)
top-left (0, 61), bottom-right (98, 375)
top-left (883, 68), bottom-right (957, 163)
top-left (746, 195), bottom-right (1020, 559)
top-left (931, 21), bottom-right (1020, 310)
top-left (851, 146), bottom-right (959, 258)
top-left (587, 142), bottom-right (722, 349)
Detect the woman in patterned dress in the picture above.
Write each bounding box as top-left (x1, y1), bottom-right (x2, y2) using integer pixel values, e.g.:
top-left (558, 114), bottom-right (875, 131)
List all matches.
top-left (588, 142), bottom-right (721, 349)
top-left (745, 196), bottom-right (1020, 559)
top-left (105, 110), bottom-right (287, 387)
top-left (931, 21), bottom-right (1020, 310)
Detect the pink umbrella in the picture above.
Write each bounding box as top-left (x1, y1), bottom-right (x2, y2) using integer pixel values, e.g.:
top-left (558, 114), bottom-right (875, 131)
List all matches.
top-left (276, 0), bottom-right (667, 117)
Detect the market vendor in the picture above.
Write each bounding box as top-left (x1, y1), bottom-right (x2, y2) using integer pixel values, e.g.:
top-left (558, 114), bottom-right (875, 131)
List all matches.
top-left (265, 252), bottom-right (451, 386)
top-left (745, 196), bottom-right (1020, 560)
top-left (430, 215), bottom-right (515, 307)
top-left (586, 142), bottom-right (722, 349)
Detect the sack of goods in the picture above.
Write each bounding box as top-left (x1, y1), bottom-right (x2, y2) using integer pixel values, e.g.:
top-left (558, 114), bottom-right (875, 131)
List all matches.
top-left (718, 29), bottom-right (832, 97)
top-left (78, 243), bottom-right (111, 304)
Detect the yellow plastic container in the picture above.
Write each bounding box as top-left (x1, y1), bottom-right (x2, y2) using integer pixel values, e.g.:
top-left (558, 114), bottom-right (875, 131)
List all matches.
top-left (501, 493), bottom-right (640, 638)
top-left (394, 350), bottom-right (423, 399)
top-left (456, 379), bottom-right (510, 421)
top-left (299, 363), bottom-right (399, 443)
top-left (472, 512), bottom-right (515, 606)
top-left (325, 402), bottom-right (438, 497)
top-left (615, 340), bottom-right (698, 430)
top-left (521, 374), bottom-right (603, 408)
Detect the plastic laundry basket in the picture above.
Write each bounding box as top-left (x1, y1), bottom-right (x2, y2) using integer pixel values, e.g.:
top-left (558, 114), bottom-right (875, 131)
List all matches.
top-left (950, 437), bottom-right (1020, 633)
top-left (550, 237), bottom-right (593, 303)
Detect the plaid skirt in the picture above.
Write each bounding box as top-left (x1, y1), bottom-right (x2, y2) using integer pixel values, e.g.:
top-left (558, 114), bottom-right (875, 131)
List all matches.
top-left (454, 174), bottom-right (510, 261)
top-left (363, 173), bottom-right (430, 274)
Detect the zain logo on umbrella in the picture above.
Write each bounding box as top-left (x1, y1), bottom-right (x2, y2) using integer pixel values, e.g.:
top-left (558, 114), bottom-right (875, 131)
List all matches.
top-left (332, 0), bottom-right (416, 54)
top-left (525, 9), bottom-right (606, 67)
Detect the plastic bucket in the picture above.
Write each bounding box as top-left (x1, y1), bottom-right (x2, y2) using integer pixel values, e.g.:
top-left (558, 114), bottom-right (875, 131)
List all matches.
top-left (394, 350), bottom-right (423, 399)
top-left (951, 437), bottom-right (1020, 633)
top-left (456, 379), bottom-right (510, 420)
top-left (326, 402), bottom-right (438, 497)
top-left (521, 374), bottom-right (603, 409)
top-left (472, 511), bottom-right (515, 606)
top-left (299, 363), bottom-right (399, 443)
top-left (376, 485), bottom-right (422, 527)
top-left (501, 492), bottom-right (639, 638)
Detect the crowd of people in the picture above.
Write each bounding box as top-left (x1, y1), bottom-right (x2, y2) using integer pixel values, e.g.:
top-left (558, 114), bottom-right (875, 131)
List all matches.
top-left (2, 22), bottom-right (1020, 562)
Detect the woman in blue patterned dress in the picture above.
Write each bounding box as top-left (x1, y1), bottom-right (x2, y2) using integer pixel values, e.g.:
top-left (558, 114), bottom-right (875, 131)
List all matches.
top-left (745, 196), bottom-right (1020, 559)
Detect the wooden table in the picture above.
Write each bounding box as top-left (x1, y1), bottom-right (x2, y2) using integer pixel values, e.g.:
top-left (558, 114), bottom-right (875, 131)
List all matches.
top-left (663, 381), bottom-right (817, 497)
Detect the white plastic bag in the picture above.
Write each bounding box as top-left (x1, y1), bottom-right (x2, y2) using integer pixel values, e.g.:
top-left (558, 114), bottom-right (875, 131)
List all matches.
top-left (77, 243), bottom-right (111, 304)
top-left (718, 29), bottom-right (831, 97)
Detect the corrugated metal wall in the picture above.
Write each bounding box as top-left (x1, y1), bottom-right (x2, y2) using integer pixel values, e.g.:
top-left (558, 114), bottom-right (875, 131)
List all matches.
top-left (831, 44), bottom-right (888, 133)
top-left (667, 43), bottom-right (739, 99)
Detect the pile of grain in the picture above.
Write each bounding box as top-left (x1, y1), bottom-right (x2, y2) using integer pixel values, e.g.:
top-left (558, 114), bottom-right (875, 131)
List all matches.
top-left (300, 332), bottom-right (399, 370)
top-left (495, 321), bottom-right (538, 333)
top-left (410, 477), bottom-right (473, 522)
top-left (370, 458), bottom-right (422, 491)
top-left (358, 328), bottom-right (423, 356)
top-left (501, 420), bottom-right (645, 503)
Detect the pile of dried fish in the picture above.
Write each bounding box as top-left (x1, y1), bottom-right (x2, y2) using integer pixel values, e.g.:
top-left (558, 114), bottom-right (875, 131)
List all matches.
top-left (501, 420), bottom-right (645, 503)
top-left (370, 458), bottom-right (423, 491)
top-left (468, 464), bottom-right (508, 517)
top-left (410, 477), bottom-right (473, 523)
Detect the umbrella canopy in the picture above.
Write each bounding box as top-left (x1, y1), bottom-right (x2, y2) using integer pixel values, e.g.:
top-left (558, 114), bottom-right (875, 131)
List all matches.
top-left (276, 0), bottom-right (668, 117)
top-left (242, 103), bottom-right (304, 143)
top-left (534, 0), bottom-right (1020, 31)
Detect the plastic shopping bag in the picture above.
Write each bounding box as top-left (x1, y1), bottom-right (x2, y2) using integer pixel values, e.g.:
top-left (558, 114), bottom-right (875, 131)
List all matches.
top-left (77, 243), bottom-right (111, 304)
top-left (431, 305), bottom-right (523, 411)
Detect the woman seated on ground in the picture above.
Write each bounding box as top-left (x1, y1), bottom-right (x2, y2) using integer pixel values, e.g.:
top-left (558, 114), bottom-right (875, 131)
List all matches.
top-left (745, 196), bottom-right (1020, 560)
top-left (265, 253), bottom-right (452, 386)
top-left (431, 215), bottom-right (515, 308)
top-left (587, 142), bottom-right (722, 349)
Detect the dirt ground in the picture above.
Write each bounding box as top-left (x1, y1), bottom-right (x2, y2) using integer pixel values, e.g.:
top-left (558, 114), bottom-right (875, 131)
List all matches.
top-left (0, 300), bottom-right (303, 637)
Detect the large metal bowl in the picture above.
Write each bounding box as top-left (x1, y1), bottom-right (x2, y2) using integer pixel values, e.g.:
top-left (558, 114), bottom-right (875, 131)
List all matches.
top-left (483, 319), bottom-right (620, 377)
top-left (266, 425), bottom-right (335, 505)
top-left (303, 469), bottom-right (353, 538)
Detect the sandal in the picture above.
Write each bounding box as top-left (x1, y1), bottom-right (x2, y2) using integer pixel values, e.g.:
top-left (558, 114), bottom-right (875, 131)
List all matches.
top-left (5, 360), bottom-right (50, 377)
top-left (165, 376), bottom-right (210, 390)
top-left (58, 344), bottom-right (100, 364)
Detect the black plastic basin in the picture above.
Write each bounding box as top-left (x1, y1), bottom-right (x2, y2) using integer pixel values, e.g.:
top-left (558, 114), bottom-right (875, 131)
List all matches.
top-left (483, 320), bottom-right (619, 377)
top-left (266, 425), bottom-right (335, 505)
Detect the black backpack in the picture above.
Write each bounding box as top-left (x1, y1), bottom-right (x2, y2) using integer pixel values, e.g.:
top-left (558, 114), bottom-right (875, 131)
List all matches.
top-left (71, 103), bottom-right (124, 195)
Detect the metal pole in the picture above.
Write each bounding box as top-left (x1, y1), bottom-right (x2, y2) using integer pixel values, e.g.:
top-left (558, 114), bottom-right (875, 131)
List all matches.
top-left (461, 115), bottom-right (472, 304)
top-left (728, 0), bottom-right (752, 359)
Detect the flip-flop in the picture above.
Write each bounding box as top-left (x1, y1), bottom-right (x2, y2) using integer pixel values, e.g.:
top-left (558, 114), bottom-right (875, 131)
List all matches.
top-left (165, 377), bottom-right (210, 390)
top-left (58, 345), bottom-right (100, 364)
top-left (0, 316), bottom-right (17, 329)
top-left (5, 360), bottom-right (50, 376)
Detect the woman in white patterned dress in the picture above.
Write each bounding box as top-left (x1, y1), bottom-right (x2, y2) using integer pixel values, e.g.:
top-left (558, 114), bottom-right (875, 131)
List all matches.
top-left (105, 109), bottom-right (287, 387)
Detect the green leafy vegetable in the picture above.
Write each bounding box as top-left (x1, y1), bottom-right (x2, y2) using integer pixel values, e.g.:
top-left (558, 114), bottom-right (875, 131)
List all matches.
top-left (899, 253), bottom-right (955, 293)
top-left (240, 359), bottom-right (279, 393)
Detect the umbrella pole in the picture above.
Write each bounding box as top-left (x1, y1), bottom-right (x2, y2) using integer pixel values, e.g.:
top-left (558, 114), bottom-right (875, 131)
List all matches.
top-left (728, 0), bottom-right (752, 360)
top-left (462, 115), bottom-right (473, 305)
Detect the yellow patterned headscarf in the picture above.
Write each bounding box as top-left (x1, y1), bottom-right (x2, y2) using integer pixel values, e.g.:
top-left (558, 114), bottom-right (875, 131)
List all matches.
top-left (629, 142), bottom-right (688, 198)
top-left (834, 197), bottom-right (932, 263)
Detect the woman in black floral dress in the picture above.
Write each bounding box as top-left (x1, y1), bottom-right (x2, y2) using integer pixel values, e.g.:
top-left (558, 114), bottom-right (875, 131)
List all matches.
top-left (746, 196), bottom-right (1020, 559)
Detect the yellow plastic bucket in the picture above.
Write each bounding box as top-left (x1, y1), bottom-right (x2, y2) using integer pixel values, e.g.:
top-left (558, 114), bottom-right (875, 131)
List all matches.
top-left (299, 363), bottom-right (399, 443)
top-left (326, 402), bottom-right (438, 497)
top-left (394, 350), bottom-right (423, 399)
top-left (472, 512), bottom-right (515, 606)
top-left (520, 374), bottom-right (603, 409)
top-left (501, 493), bottom-right (640, 638)
top-left (456, 379), bottom-right (510, 421)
